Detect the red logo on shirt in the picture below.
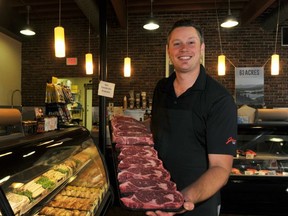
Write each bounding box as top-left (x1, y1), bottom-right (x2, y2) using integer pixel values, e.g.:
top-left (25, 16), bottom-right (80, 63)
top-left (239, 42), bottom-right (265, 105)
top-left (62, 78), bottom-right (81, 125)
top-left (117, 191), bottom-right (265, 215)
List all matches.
top-left (226, 137), bottom-right (236, 145)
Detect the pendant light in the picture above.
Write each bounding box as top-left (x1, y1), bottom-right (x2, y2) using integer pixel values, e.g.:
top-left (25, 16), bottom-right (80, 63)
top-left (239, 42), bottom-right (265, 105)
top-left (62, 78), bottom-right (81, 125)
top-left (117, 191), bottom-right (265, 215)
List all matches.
top-left (124, 2), bottom-right (131, 77)
top-left (216, 7), bottom-right (226, 76)
top-left (218, 55), bottom-right (226, 76)
top-left (54, 0), bottom-right (65, 58)
top-left (271, 0), bottom-right (280, 75)
top-left (221, 0), bottom-right (238, 28)
top-left (20, 5), bottom-right (36, 36)
top-left (86, 14), bottom-right (93, 75)
top-left (143, 0), bottom-right (159, 30)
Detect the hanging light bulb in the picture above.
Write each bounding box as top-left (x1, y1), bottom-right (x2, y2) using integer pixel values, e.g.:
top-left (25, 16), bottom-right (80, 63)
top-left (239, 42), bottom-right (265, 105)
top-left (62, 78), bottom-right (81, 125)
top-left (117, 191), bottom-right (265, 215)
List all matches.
top-left (86, 14), bottom-right (93, 75)
top-left (143, 19), bottom-right (159, 31)
top-left (216, 7), bottom-right (226, 76)
top-left (218, 55), bottom-right (226, 76)
top-left (54, 26), bottom-right (65, 57)
top-left (124, 3), bottom-right (131, 77)
top-left (124, 57), bottom-right (131, 77)
top-left (143, 0), bottom-right (159, 30)
top-left (20, 5), bottom-right (36, 36)
top-left (54, 0), bottom-right (65, 58)
top-left (221, 0), bottom-right (238, 28)
top-left (271, 54), bottom-right (279, 75)
top-left (86, 53), bottom-right (93, 75)
top-left (271, 0), bottom-right (280, 75)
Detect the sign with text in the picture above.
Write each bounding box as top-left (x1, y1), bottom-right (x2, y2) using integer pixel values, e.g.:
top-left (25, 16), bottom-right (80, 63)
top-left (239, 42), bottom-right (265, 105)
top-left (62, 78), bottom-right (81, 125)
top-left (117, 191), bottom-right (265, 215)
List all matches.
top-left (66, 57), bottom-right (78, 65)
top-left (98, 80), bottom-right (115, 98)
top-left (235, 67), bottom-right (264, 106)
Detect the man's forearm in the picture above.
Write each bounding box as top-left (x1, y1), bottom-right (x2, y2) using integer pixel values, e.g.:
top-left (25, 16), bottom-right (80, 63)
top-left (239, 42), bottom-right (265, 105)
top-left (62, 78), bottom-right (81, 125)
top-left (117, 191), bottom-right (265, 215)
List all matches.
top-left (181, 156), bottom-right (232, 204)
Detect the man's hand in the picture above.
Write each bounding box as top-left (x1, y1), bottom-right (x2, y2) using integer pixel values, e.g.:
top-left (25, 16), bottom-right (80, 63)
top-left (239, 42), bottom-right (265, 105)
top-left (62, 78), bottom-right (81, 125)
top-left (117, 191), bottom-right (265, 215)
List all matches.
top-left (145, 200), bottom-right (194, 216)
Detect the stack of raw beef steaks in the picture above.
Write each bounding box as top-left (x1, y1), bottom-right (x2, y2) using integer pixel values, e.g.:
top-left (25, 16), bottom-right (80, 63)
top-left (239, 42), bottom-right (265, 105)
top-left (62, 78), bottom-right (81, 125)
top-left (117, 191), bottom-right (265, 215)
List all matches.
top-left (110, 116), bottom-right (184, 211)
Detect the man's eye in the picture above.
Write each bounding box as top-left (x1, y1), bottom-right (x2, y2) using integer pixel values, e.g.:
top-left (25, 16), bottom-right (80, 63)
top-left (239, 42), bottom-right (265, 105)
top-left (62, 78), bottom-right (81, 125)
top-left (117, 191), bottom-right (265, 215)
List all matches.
top-left (173, 42), bottom-right (180, 47)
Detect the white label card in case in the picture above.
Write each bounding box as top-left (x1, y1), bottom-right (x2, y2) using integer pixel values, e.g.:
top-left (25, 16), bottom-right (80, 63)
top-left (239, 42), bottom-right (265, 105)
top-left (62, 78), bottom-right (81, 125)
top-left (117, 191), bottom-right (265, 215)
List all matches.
top-left (98, 80), bottom-right (115, 98)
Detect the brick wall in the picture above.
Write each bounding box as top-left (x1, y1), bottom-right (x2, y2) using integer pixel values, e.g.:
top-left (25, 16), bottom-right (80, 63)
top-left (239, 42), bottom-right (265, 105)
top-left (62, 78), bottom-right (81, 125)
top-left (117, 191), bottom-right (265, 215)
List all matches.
top-left (21, 10), bottom-right (288, 108)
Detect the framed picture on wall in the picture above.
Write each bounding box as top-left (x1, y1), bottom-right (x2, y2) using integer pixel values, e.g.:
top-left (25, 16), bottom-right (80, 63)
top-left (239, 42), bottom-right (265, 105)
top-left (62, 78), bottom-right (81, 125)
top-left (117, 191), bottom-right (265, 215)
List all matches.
top-left (165, 45), bottom-right (205, 78)
top-left (235, 67), bottom-right (264, 106)
top-left (281, 27), bottom-right (288, 46)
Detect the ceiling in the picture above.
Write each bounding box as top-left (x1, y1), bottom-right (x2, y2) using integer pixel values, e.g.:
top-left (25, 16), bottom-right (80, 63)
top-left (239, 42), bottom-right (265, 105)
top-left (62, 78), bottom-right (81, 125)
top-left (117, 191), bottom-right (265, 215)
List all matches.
top-left (2, 0), bottom-right (288, 36)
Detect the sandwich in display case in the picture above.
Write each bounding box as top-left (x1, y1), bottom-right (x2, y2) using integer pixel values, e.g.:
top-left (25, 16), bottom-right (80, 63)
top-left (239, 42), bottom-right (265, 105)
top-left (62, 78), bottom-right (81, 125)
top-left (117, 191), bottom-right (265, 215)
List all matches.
top-left (0, 126), bottom-right (113, 216)
top-left (221, 123), bottom-right (288, 215)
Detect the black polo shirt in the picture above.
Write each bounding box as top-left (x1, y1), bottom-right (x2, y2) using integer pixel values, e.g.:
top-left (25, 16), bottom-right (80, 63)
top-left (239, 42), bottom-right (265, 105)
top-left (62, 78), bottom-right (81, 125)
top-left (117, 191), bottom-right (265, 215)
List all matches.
top-left (151, 65), bottom-right (237, 216)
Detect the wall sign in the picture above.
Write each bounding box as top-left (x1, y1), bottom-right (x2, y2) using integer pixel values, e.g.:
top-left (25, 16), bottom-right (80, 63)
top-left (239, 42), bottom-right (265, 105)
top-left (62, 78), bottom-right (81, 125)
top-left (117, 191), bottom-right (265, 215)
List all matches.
top-left (235, 67), bottom-right (264, 106)
top-left (66, 57), bottom-right (78, 65)
top-left (98, 80), bottom-right (115, 98)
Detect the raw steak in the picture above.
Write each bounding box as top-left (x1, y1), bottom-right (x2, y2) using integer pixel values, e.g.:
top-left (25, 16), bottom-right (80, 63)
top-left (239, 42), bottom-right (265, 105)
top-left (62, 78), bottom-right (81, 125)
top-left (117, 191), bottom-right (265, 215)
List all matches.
top-left (112, 134), bottom-right (154, 145)
top-left (113, 126), bottom-right (149, 134)
top-left (119, 178), bottom-right (176, 194)
top-left (118, 156), bottom-right (163, 170)
top-left (111, 116), bottom-right (145, 130)
top-left (117, 167), bottom-right (171, 183)
top-left (111, 115), bottom-right (153, 145)
top-left (115, 142), bottom-right (151, 149)
top-left (113, 131), bottom-right (152, 137)
top-left (112, 115), bottom-right (139, 124)
top-left (118, 146), bottom-right (157, 160)
top-left (120, 190), bottom-right (184, 210)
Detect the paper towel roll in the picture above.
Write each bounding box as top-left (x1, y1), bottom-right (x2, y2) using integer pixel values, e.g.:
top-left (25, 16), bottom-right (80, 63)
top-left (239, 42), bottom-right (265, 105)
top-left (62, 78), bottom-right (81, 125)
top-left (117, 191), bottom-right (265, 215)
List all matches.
top-left (0, 109), bottom-right (22, 125)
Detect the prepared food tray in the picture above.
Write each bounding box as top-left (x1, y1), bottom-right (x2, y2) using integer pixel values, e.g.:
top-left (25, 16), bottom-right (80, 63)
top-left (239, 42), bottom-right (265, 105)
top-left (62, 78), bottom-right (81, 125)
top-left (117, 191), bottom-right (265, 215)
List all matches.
top-left (4, 146), bottom-right (101, 215)
top-left (110, 116), bottom-right (184, 212)
top-left (35, 160), bottom-right (108, 215)
top-left (36, 206), bottom-right (90, 216)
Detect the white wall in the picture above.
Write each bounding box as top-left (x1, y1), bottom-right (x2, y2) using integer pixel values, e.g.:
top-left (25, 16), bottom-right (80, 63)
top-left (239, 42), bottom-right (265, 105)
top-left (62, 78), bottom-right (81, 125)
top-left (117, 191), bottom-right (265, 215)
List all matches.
top-left (0, 32), bottom-right (21, 106)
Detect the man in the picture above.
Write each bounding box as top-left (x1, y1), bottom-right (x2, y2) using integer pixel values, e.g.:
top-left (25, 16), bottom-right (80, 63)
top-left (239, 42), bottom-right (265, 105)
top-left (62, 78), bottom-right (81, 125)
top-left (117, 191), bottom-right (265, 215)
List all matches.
top-left (147, 19), bottom-right (237, 216)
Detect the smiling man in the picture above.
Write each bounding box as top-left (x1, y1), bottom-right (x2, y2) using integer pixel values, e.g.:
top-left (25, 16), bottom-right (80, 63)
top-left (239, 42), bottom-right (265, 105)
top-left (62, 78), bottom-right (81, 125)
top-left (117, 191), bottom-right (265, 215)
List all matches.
top-left (148, 19), bottom-right (237, 216)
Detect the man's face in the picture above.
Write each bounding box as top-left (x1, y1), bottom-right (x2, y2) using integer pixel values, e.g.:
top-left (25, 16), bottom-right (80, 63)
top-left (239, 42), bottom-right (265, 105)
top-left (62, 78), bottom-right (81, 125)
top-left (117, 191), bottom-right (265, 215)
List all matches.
top-left (168, 26), bottom-right (204, 74)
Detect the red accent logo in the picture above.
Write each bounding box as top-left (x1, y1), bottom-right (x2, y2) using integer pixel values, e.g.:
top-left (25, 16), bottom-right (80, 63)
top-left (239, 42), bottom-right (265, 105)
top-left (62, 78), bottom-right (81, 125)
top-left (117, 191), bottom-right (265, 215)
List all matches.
top-left (226, 137), bottom-right (236, 145)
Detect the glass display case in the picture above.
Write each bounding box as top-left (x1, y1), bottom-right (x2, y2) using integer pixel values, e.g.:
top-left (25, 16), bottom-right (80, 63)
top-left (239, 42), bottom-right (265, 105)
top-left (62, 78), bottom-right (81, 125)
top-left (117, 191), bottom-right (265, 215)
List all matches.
top-left (0, 126), bottom-right (113, 216)
top-left (221, 123), bottom-right (288, 215)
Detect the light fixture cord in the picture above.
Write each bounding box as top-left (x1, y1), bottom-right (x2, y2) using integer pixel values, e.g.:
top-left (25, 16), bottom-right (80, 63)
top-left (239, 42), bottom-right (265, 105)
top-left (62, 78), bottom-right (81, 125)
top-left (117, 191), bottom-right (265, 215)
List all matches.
top-left (262, 0), bottom-right (281, 67)
top-left (226, 56), bottom-right (236, 68)
top-left (228, 0), bottom-right (231, 15)
top-left (88, 9), bottom-right (91, 52)
top-left (58, 0), bottom-right (62, 26)
top-left (27, 5), bottom-right (30, 25)
top-left (150, 0), bottom-right (154, 17)
top-left (126, 1), bottom-right (129, 57)
top-left (215, 0), bottom-right (236, 69)
top-left (215, 2), bottom-right (223, 54)
top-left (274, 0), bottom-right (280, 54)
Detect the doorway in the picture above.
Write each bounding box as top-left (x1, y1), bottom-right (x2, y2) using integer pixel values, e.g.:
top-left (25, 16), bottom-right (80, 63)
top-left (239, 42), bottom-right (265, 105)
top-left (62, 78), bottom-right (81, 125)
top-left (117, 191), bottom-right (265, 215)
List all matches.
top-left (84, 83), bottom-right (93, 131)
top-left (57, 77), bottom-right (93, 130)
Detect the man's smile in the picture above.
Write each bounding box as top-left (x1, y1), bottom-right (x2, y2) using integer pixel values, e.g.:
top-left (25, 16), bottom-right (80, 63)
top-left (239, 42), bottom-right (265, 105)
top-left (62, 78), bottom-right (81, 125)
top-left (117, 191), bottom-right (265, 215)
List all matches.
top-left (178, 56), bottom-right (192, 60)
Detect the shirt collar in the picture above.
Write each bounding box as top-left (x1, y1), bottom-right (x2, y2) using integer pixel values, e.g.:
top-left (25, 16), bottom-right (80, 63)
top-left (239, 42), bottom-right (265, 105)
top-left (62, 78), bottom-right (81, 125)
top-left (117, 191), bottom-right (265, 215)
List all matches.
top-left (163, 64), bottom-right (207, 93)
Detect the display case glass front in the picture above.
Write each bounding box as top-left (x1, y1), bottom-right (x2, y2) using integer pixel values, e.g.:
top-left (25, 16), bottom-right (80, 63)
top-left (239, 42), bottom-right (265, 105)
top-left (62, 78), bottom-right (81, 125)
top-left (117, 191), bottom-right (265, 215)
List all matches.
top-left (0, 127), bottom-right (112, 216)
top-left (221, 124), bottom-right (288, 215)
top-left (232, 124), bottom-right (288, 176)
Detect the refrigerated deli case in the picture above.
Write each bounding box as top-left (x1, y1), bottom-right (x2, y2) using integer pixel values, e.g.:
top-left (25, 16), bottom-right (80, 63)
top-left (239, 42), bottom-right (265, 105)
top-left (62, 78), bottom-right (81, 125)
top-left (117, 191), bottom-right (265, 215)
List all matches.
top-left (221, 124), bottom-right (288, 215)
top-left (0, 126), bottom-right (113, 216)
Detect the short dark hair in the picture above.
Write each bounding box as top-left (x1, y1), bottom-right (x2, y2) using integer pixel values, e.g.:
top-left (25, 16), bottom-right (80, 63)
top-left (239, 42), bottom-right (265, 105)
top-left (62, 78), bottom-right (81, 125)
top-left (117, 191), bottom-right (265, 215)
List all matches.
top-left (167, 19), bottom-right (204, 44)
